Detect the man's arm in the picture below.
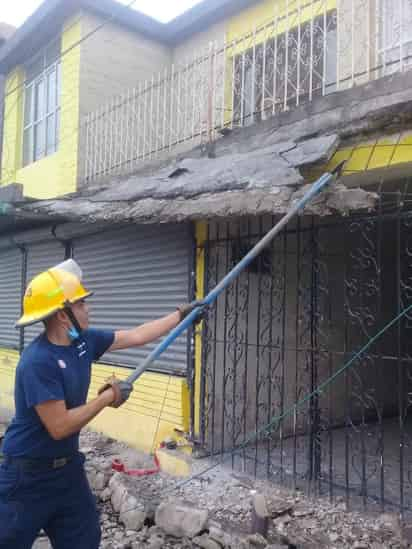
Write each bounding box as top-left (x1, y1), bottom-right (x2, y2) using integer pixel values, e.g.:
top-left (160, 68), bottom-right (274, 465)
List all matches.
top-left (35, 389), bottom-right (115, 441)
top-left (108, 310), bottom-right (181, 352)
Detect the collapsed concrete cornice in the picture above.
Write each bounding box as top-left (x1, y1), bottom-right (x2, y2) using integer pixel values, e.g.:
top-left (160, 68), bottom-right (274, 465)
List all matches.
top-left (10, 70), bottom-right (412, 227)
top-left (10, 131), bottom-right (377, 224)
top-left (13, 184), bottom-right (377, 226)
top-left (11, 131), bottom-right (376, 225)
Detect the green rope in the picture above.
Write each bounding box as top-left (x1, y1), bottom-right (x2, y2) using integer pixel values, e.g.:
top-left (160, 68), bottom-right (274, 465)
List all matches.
top-left (174, 302), bottom-right (412, 490)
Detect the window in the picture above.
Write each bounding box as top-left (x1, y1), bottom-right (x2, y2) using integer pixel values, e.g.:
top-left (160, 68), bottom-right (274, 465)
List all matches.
top-left (232, 10), bottom-right (337, 126)
top-left (23, 39), bottom-right (61, 167)
top-left (379, 0), bottom-right (412, 73)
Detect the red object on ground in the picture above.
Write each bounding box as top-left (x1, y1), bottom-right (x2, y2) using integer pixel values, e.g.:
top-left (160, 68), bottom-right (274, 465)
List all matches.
top-left (111, 452), bottom-right (160, 477)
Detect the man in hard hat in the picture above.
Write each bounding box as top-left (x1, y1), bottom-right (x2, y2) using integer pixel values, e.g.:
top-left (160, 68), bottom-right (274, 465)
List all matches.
top-left (0, 259), bottom-right (202, 549)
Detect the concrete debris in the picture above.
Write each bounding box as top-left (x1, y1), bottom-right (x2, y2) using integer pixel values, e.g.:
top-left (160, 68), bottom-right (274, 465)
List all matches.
top-left (119, 495), bottom-right (147, 531)
top-left (33, 429), bottom-right (411, 548)
top-left (192, 532), bottom-right (222, 549)
top-left (155, 502), bottom-right (209, 538)
top-left (270, 498), bottom-right (294, 518)
top-left (246, 533), bottom-right (270, 547)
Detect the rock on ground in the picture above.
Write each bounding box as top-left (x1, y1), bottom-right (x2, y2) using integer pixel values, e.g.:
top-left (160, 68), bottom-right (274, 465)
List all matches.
top-left (30, 429), bottom-right (411, 548)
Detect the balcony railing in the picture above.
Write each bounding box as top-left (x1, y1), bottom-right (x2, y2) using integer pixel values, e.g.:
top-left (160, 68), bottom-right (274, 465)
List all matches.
top-left (80, 0), bottom-right (412, 183)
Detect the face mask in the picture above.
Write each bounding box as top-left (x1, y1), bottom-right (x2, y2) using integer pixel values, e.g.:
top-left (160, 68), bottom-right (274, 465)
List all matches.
top-left (68, 327), bottom-right (80, 341)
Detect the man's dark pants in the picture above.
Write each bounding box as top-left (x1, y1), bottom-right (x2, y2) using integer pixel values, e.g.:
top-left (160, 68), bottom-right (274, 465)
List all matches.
top-left (0, 453), bottom-right (101, 549)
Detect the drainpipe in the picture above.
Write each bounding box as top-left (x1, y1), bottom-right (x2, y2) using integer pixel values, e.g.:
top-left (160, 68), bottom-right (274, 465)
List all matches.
top-left (52, 225), bottom-right (72, 259)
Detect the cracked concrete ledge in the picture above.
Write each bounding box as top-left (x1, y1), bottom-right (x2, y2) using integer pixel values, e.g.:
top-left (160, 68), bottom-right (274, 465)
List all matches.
top-left (14, 184), bottom-right (378, 225)
top-left (7, 70), bottom-right (411, 228)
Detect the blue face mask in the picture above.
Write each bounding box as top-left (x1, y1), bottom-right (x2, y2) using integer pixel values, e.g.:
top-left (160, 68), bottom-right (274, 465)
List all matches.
top-left (68, 327), bottom-right (80, 341)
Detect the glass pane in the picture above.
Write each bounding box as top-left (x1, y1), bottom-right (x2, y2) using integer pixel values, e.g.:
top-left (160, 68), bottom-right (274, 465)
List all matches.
top-left (46, 38), bottom-right (60, 67)
top-left (47, 69), bottom-right (57, 113)
top-left (35, 79), bottom-right (46, 121)
top-left (325, 29), bottom-right (338, 92)
top-left (56, 63), bottom-right (62, 108)
top-left (34, 121), bottom-right (45, 160)
top-left (26, 55), bottom-right (43, 81)
top-left (55, 108), bottom-right (60, 149)
top-left (24, 85), bottom-right (33, 126)
top-left (46, 113), bottom-right (56, 154)
top-left (23, 127), bottom-right (33, 167)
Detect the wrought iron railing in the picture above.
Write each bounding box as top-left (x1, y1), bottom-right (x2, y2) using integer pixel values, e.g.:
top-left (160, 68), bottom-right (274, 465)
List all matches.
top-left (81, 0), bottom-right (412, 183)
top-left (198, 182), bottom-right (412, 518)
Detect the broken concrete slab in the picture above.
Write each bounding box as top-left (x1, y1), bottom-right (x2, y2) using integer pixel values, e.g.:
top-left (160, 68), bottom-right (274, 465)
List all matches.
top-left (119, 495), bottom-right (146, 531)
top-left (155, 502), bottom-right (209, 538)
top-left (192, 533), bottom-right (222, 549)
top-left (281, 134), bottom-right (340, 168)
top-left (89, 145), bottom-right (303, 204)
top-left (109, 473), bottom-right (129, 513)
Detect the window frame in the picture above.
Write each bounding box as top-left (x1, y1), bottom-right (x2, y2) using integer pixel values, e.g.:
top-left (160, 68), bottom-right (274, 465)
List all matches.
top-left (22, 39), bottom-right (61, 167)
top-left (231, 9), bottom-right (338, 126)
top-left (378, 0), bottom-right (412, 72)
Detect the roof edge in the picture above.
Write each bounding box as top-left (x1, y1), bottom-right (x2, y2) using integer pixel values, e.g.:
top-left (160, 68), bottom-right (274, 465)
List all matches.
top-left (0, 0), bottom-right (262, 73)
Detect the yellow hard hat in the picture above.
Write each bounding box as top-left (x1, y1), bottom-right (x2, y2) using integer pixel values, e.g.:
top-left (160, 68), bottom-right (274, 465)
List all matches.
top-left (16, 259), bottom-right (92, 328)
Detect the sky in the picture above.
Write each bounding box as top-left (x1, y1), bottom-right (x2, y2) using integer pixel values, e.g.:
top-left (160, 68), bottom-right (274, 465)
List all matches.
top-left (1, 0), bottom-right (202, 28)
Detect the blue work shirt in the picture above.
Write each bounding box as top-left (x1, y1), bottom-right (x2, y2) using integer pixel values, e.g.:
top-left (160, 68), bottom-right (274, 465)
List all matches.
top-left (2, 328), bottom-right (114, 459)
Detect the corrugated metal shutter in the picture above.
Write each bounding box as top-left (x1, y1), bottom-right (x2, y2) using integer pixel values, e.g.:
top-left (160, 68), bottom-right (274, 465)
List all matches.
top-left (24, 240), bottom-right (65, 346)
top-left (72, 224), bottom-right (191, 374)
top-left (0, 247), bottom-right (23, 349)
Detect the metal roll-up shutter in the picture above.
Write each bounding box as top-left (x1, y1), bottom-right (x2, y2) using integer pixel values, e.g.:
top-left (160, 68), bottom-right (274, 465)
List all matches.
top-left (24, 240), bottom-right (65, 346)
top-left (0, 247), bottom-right (23, 350)
top-left (73, 224), bottom-right (191, 374)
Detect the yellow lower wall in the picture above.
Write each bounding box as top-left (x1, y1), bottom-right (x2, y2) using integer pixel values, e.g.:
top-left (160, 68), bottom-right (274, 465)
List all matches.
top-left (0, 348), bottom-right (190, 454)
top-left (89, 364), bottom-right (190, 453)
top-left (0, 349), bottom-right (19, 417)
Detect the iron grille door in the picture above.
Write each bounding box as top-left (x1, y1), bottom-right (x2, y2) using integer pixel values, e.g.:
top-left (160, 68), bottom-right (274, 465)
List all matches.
top-left (72, 224), bottom-right (191, 374)
top-left (0, 247), bottom-right (23, 350)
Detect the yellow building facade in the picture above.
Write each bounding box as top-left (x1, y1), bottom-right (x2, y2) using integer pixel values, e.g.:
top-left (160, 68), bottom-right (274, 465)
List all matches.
top-left (0, 11), bottom-right (189, 456)
top-left (2, 0), bottom-right (412, 461)
top-left (1, 17), bottom-right (81, 198)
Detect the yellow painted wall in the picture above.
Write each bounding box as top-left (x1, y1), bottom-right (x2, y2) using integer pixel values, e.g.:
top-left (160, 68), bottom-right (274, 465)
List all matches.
top-left (1, 68), bottom-right (25, 184)
top-left (0, 349), bottom-right (190, 454)
top-left (0, 349), bottom-right (19, 416)
top-left (194, 222), bottom-right (207, 437)
top-left (1, 16), bottom-right (82, 199)
top-left (324, 131), bottom-right (412, 176)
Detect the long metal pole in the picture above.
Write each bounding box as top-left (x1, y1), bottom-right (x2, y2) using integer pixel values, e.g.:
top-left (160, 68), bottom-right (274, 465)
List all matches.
top-left (126, 162), bottom-right (345, 384)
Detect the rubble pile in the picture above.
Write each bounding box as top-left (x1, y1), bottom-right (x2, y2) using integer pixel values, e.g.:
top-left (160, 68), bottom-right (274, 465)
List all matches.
top-left (33, 429), bottom-right (411, 549)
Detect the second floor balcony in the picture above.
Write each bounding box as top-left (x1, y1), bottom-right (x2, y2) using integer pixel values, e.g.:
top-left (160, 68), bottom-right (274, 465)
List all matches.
top-left (80, 0), bottom-right (412, 184)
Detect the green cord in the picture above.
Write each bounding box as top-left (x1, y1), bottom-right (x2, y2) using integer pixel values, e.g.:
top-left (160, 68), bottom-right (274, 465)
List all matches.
top-left (246, 301), bottom-right (412, 445)
top-left (174, 302), bottom-right (412, 490)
